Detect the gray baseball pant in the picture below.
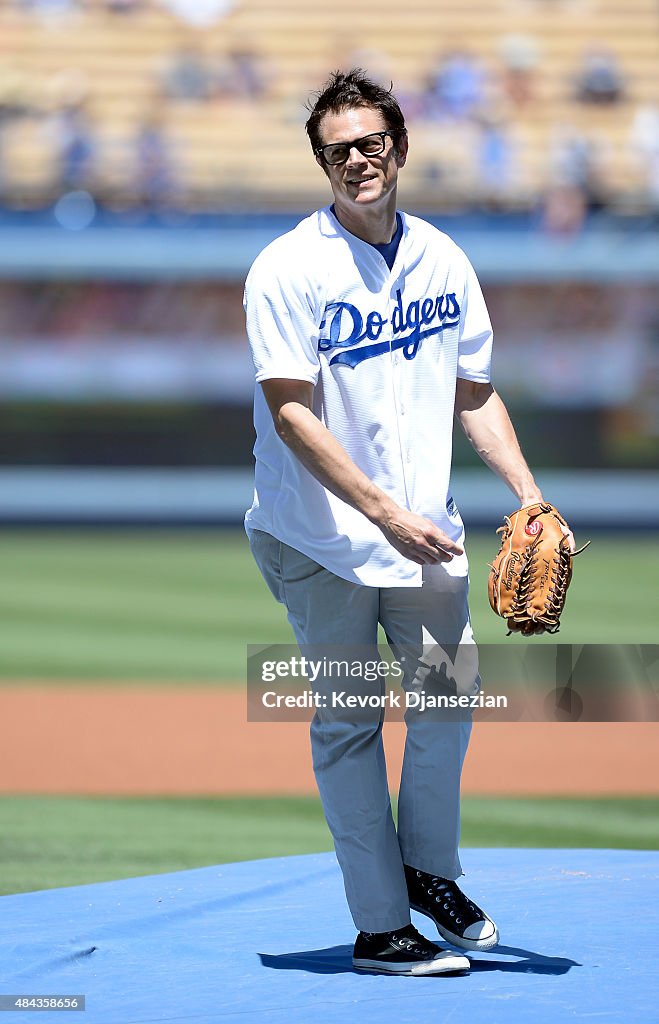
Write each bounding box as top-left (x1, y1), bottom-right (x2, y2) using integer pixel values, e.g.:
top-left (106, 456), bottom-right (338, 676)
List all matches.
top-left (249, 529), bottom-right (476, 933)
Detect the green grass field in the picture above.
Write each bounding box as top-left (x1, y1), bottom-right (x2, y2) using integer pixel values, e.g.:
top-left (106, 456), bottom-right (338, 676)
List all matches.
top-left (1, 795), bottom-right (657, 895)
top-left (0, 529), bottom-right (657, 682)
top-left (1, 529), bottom-right (657, 895)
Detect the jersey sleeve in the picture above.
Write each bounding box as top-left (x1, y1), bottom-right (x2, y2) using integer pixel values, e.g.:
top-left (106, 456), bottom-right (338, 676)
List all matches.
top-left (244, 243), bottom-right (322, 385)
top-left (456, 251), bottom-right (493, 383)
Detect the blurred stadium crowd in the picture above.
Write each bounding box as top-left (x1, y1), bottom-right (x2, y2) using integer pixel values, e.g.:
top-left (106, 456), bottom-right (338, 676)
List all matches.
top-left (0, 0), bottom-right (658, 226)
top-left (0, 0), bottom-right (657, 522)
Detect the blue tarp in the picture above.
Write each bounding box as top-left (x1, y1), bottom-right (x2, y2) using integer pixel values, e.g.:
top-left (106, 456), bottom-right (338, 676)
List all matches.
top-left (1, 849), bottom-right (657, 1023)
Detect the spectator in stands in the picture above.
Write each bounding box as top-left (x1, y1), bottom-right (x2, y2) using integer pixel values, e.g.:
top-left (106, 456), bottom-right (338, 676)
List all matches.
top-left (498, 33), bottom-right (539, 108)
top-left (552, 125), bottom-right (604, 209)
top-left (215, 39), bottom-right (270, 101)
top-left (574, 47), bottom-right (623, 105)
top-left (541, 182), bottom-right (587, 236)
top-left (476, 115), bottom-right (513, 208)
top-left (630, 104), bottom-right (659, 213)
top-left (162, 45), bottom-right (212, 101)
top-left (134, 108), bottom-right (178, 209)
top-left (423, 49), bottom-right (486, 122)
top-left (47, 100), bottom-right (96, 194)
top-left (541, 124), bottom-right (604, 235)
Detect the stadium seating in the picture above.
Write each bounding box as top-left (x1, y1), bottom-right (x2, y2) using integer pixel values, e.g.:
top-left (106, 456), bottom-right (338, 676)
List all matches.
top-left (0, 0), bottom-right (657, 209)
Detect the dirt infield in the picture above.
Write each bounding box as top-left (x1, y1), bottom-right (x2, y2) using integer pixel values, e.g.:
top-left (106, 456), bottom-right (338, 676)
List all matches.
top-left (1, 686), bottom-right (657, 795)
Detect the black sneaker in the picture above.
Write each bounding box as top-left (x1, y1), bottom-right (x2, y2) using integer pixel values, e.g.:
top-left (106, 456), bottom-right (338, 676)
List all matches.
top-left (352, 922), bottom-right (470, 975)
top-left (405, 865), bottom-right (499, 951)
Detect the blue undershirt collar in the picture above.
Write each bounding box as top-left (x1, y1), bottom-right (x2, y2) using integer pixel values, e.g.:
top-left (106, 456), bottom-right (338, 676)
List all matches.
top-left (331, 207), bottom-right (403, 270)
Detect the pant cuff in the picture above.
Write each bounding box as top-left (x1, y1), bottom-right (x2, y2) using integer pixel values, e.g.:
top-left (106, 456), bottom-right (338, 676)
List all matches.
top-left (353, 912), bottom-right (411, 934)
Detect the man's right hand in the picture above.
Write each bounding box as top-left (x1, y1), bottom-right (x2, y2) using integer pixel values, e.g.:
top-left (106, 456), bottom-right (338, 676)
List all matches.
top-left (378, 505), bottom-right (464, 565)
top-left (260, 379), bottom-right (463, 566)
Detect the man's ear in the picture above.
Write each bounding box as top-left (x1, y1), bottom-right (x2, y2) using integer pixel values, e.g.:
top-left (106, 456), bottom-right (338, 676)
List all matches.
top-left (395, 132), bottom-right (409, 168)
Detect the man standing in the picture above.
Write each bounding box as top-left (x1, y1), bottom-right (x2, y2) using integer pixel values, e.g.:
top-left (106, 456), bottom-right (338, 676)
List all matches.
top-left (244, 70), bottom-right (544, 976)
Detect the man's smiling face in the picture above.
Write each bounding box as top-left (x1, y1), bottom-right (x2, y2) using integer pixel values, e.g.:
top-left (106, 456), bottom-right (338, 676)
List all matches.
top-left (316, 105), bottom-right (408, 217)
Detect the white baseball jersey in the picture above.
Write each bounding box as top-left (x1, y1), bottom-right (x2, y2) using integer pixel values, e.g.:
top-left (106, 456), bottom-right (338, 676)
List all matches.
top-left (244, 206), bottom-right (493, 587)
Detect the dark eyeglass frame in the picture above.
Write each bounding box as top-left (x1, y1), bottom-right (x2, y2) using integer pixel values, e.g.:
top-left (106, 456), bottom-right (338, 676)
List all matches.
top-left (315, 130), bottom-right (403, 166)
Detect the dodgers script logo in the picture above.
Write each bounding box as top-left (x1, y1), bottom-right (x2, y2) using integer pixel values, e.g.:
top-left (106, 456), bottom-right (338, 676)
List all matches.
top-left (318, 288), bottom-right (461, 368)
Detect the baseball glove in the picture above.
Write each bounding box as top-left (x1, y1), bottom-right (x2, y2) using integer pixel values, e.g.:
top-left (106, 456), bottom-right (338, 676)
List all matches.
top-left (487, 502), bottom-right (589, 636)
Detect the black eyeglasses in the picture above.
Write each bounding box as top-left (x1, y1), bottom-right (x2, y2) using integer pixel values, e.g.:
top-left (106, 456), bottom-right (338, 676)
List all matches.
top-left (315, 130), bottom-right (402, 166)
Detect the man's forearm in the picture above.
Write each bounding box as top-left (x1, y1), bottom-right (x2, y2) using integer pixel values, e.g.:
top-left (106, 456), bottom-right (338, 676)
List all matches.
top-left (276, 400), bottom-right (395, 524)
top-left (456, 384), bottom-right (543, 506)
top-left (271, 394), bottom-right (463, 565)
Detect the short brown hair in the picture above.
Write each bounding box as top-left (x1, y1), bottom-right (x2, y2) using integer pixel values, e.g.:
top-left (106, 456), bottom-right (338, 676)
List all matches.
top-left (305, 68), bottom-right (406, 154)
